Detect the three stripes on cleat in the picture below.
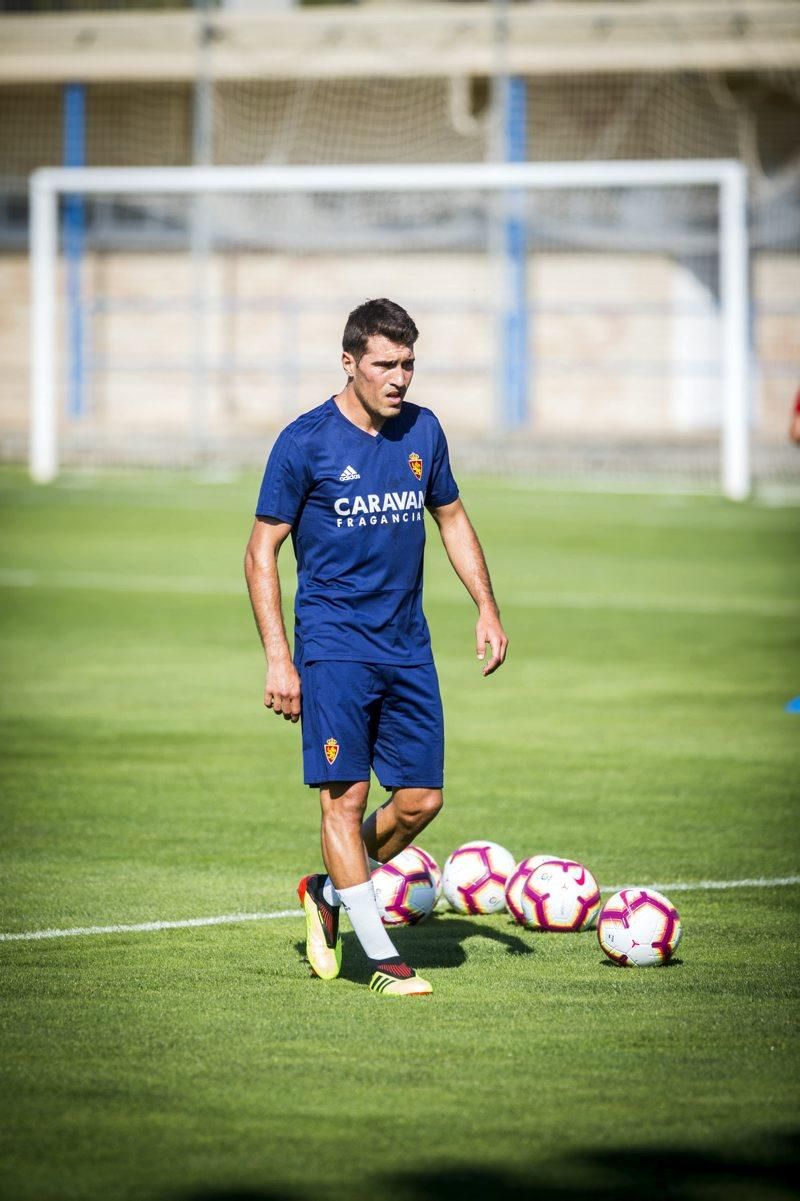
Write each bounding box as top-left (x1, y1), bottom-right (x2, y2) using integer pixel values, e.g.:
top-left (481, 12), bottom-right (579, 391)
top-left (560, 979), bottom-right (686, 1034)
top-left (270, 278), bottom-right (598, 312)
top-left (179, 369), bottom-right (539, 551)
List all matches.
top-left (369, 970), bottom-right (433, 997)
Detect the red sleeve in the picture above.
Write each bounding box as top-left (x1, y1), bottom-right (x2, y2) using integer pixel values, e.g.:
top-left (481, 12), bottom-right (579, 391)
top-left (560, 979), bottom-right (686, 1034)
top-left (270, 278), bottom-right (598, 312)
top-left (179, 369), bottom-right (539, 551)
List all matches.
top-left (795, 389), bottom-right (800, 414)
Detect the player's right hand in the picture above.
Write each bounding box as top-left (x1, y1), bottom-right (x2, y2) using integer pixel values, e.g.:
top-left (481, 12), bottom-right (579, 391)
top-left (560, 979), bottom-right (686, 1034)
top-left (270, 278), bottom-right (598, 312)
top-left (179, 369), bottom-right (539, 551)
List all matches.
top-left (264, 662), bottom-right (302, 722)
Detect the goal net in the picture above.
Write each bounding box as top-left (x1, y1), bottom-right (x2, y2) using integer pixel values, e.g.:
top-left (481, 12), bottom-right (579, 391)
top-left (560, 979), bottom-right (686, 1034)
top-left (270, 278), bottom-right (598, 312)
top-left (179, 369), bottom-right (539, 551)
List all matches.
top-left (30, 159), bottom-right (751, 497)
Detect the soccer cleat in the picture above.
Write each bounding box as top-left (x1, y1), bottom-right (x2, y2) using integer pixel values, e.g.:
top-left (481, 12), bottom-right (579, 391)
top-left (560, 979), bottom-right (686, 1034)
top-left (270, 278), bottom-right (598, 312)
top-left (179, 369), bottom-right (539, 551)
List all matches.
top-left (369, 969), bottom-right (433, 998)
top-left (297, 874), bottom-right (342, 980)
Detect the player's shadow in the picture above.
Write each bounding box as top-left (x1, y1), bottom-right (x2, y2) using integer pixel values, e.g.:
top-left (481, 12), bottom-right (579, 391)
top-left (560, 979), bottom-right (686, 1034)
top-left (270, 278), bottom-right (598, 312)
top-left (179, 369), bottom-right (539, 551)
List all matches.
top-left (293, 913), bottom-right (533, 984)
top-left (379, 1128), bottom-right (800, 1200)
top-left (170, 1129), bottom-right (800, 1201)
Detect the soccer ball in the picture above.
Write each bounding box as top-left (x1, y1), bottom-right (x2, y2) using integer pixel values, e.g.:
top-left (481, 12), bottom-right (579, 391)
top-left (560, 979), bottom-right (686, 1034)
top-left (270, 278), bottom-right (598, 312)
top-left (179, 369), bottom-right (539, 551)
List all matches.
top-left (520, 858), bottom-right (601, 931)
top-left (371, 847), bottom-right (437, 926)
top-left (597, 888), bottom-right (682, 967)
top-left (505, 855), bottom-right (558, 925)
top-left (404, 844), bottom-right (442, 902)
top-left (442, 840), bottom-right (516, 914)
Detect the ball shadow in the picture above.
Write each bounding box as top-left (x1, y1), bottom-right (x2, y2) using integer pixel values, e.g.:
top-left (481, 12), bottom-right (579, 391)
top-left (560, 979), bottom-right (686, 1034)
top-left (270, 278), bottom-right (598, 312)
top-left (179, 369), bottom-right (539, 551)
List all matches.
top-left (598, 956), bottom-right (684, 969)
top-left (172, 1188), bottom-right (299, 1201)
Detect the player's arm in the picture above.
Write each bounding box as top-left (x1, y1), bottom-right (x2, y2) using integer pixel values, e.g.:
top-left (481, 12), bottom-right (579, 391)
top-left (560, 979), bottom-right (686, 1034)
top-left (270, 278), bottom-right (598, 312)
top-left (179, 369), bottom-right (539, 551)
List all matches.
top-left (428, 498), bottom-right (508, 676)
top-left (244, 516), bottom-right (301, 722)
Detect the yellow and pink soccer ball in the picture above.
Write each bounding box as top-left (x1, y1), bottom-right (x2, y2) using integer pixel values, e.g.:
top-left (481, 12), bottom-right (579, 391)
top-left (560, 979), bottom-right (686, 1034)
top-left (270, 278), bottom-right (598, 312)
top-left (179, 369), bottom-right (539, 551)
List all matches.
top-left (505, 854), bottom-right (559, 924)
top-left (442, 840), bottom-right (516, 914)
top-left (597, 887), bottom-right (682, 966)
top-left (407, 844), bottom-right (442, 902)
top-left (371, 846), bottom-right (438, 926)
top-left (520, 858), bottom-right (601, 932)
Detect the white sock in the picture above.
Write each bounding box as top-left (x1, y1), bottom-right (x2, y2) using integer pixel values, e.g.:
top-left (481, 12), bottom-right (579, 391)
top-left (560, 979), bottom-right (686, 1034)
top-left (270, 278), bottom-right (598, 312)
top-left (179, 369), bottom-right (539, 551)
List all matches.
top-left (321, 876), bottom-right (340, 908)
top-left (337, 880), bottom-right (398, 961)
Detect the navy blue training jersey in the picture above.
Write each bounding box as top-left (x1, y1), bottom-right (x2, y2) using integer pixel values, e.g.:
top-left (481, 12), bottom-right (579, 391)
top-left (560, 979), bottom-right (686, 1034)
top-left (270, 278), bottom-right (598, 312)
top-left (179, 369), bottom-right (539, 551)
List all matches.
top-left (255, 397), bottom-right (459, 666)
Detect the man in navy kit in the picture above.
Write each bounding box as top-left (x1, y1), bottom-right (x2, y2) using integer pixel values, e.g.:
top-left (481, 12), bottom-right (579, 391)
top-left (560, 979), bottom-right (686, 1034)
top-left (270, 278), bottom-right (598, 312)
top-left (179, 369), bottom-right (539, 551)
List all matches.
top-left (245, 299), bottom-right (507, 997)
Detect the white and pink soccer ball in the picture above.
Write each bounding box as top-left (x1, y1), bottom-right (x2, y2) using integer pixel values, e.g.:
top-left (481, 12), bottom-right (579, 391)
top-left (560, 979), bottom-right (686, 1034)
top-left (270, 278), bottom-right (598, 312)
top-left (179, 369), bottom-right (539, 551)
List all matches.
top-left (442, 840), bottom-right (516, 914)
top-left (505, 855), bottom-right (558, 924)
top-left (520, 858), bottom-right (601, 932)
top-left (371, 846), bottom-right (438, 926)
top-left (597, 887), bottom-right (682, 967)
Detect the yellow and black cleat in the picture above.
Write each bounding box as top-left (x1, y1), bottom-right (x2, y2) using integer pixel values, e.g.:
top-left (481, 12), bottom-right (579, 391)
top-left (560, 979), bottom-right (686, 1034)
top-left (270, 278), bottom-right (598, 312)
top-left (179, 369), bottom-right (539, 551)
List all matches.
top-left (297, 874), bottom-right (342, 981)
top-left (369, 970), bottom-right (433, 997)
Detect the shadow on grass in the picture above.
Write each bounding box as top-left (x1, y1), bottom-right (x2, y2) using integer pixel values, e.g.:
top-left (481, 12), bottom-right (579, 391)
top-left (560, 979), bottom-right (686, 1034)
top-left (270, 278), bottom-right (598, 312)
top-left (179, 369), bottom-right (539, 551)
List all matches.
top-left (382, 1132), bottom-right (800, 1199)
top-left (176, 1192), bottom-right (298, 1201)
top-left (598, 956), bottom-right (685, 969)
top-left (293, 913), bottom-right (533, 984)
top-left (173, 1129), bottom-right (800, 1201)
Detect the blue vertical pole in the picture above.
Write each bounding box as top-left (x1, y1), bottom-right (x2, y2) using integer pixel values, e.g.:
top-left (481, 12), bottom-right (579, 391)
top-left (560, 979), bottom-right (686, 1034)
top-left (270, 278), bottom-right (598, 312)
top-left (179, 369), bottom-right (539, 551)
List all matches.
top-left (63, 82), bottom-right (86, 419)
top-left (503, 75), bottom-right (528, 429)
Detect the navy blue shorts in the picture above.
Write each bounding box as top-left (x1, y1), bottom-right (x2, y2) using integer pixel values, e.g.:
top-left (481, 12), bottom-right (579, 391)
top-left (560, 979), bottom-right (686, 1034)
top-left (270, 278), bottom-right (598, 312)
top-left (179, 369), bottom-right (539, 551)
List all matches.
top-left (300, 660), bottom-right (444, 790)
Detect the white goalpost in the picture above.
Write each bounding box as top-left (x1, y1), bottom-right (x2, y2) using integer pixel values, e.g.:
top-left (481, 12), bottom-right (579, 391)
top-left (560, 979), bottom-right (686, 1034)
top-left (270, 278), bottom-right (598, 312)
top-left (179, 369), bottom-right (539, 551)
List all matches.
top-left (29, 159), bottom-right (750, 498)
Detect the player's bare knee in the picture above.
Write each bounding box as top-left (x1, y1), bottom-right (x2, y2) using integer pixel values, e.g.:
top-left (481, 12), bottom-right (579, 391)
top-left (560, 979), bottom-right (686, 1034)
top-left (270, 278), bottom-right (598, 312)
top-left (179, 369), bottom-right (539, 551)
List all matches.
top-left (321, 781), bottom-right (369, 829)
top-left (419, 788), bottom-right (443, 822)
top-left (396, 788), bottom-right (442, 833)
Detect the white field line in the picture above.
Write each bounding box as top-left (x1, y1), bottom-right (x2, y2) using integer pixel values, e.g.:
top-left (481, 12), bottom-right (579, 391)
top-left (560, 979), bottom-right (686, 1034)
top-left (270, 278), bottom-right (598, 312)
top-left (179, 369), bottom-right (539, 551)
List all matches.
top-left (494, 591), bottom-right (798, 619)
top-left (0, 567), bottom-right (794, 619)
top-left (1, 876), bottom-right (798, 944)
top-left (0, 567), bottom-right (242, 596)
top-left (602, 875), bottom-right (800, 895)
top-left (0, 910), bottom-right (299, 943)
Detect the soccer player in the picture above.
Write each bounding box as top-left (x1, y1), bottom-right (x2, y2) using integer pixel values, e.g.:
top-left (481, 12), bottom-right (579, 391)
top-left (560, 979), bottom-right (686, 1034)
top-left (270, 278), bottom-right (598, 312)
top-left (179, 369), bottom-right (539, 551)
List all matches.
top-left (244, 298), bottom-right (507, 998)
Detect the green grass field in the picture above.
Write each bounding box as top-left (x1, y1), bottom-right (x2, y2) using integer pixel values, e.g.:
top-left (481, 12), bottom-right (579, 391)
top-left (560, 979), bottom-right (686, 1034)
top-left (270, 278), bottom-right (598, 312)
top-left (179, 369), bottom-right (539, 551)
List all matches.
top-left (1, 467), bottom-right (798, 1201)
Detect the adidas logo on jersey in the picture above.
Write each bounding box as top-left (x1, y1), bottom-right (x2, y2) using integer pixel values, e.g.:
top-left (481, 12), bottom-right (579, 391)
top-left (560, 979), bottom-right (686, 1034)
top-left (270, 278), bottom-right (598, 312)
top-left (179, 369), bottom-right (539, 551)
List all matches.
top-left (339, 465), bottom-right (361, 482)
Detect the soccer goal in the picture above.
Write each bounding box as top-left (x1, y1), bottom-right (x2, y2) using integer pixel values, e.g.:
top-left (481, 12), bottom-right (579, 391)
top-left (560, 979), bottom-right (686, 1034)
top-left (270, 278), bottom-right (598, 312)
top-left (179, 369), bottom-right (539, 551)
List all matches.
top-left (29, 159), bottom-right (750, 498)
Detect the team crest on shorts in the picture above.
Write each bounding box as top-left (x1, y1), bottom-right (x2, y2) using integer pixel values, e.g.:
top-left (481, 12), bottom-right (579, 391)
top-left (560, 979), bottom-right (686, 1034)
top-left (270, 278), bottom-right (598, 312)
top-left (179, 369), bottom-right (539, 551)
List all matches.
top-left (323, 738), bottom-right (340, 765)
top-left (408, 452), bottom-right (423, 481)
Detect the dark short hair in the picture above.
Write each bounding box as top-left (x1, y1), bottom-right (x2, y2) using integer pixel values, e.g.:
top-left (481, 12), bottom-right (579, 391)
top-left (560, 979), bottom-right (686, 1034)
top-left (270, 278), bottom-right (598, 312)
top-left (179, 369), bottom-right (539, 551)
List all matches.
top-left (342, 298), bottom-right (419, 362)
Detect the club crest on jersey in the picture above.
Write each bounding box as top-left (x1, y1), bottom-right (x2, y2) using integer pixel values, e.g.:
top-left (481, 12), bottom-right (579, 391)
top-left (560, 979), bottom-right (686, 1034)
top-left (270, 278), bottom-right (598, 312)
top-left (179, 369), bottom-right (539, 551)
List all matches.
top-left (323, 738), bottom-right (340, 765)
top-left (408, 452), bottom-right (423, 481)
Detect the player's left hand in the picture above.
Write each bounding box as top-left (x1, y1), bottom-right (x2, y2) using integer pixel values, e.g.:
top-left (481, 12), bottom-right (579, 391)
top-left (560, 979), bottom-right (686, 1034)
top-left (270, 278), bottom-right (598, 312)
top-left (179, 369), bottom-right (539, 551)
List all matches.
top-left (476, 610), bottom-right (508, 676)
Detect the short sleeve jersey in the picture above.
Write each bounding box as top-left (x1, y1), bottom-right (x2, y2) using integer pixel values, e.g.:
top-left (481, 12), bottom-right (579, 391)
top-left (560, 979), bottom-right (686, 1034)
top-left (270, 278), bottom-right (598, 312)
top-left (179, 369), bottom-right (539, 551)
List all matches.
top-left (255, 397), bottom-right (459, 667)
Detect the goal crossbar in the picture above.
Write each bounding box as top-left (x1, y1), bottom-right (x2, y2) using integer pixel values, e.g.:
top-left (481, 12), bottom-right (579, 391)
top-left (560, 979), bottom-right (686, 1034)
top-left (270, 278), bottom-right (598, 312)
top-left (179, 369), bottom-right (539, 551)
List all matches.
top-left (29, 159), bottom-right (750, 497)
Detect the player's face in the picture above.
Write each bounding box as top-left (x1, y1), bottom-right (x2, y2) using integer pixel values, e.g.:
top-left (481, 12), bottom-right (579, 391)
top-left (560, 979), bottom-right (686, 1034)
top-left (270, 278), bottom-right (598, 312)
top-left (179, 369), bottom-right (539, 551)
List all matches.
top-left (344, 335), bottom-right (415, 422)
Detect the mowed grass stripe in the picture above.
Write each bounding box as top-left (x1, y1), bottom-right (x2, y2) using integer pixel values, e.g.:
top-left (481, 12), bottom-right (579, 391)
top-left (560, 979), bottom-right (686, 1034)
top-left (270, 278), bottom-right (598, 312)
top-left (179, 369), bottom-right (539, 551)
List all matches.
top-left (0, 566), bottom-right (795, 618)
top-left (3, 875), bottom-right (798, 942)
